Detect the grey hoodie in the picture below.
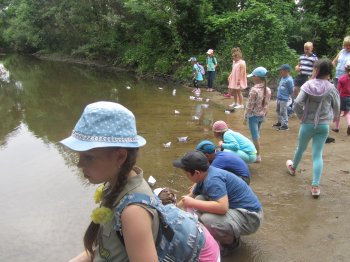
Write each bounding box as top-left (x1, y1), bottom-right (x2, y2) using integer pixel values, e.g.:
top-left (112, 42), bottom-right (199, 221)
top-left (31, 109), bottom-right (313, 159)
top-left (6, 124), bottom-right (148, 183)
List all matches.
top-left (294, 79), bottom-right (340, 127)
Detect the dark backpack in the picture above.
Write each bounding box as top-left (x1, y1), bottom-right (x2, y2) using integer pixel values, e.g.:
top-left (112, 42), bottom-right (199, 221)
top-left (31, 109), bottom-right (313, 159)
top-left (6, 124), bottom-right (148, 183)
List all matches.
top-left (115, 193), bottom-right (206, 262)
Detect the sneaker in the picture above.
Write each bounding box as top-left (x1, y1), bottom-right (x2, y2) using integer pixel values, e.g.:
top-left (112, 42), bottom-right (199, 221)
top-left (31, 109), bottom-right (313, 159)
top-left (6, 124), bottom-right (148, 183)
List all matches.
top-left (220, 238), bottom-right (241, 257)
top-left (311, 186), bottom-right (320, 198)
top-left (278, 125), bottom-right (289, 131)
top-left (255, 155), bottom-right (262, 163)
top-left (272, 122), bottom-right (281, 127)
top-left (234, 104), bottom-right (244, 109)
top-left (325, 137), bottom-right (335, 143)
top-left (229, 103), bottom-right (237, 107)
top-left (286, 160), bottom-right (296, 176)
top-left (347, 126), bottom-right (350, 136)
top-left (331, 128), bottom-right (339, 133)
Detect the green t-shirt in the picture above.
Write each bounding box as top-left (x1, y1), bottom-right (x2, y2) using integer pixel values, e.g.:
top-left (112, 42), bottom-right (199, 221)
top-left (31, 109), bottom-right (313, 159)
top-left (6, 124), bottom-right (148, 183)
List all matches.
top-left (206, 56), bottom-right (217, 71)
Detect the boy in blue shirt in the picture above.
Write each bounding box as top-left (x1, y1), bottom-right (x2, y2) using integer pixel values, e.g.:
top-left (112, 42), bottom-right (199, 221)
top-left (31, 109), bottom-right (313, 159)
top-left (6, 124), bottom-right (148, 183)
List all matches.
top-left (272, 64), bottom-right (294, 131)
top-left (173, 151), bottom-right (263, 256)
top-left (196, 140), bottom-right (251, 184)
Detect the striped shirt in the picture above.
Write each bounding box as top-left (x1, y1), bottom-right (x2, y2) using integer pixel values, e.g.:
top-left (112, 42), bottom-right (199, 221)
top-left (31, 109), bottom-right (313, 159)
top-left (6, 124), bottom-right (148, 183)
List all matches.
top-left (299, 53), bottom-right (318, 76)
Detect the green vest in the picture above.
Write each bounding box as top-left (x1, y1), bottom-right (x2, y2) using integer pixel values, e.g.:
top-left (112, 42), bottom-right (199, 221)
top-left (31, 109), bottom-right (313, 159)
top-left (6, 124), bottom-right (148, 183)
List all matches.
top-left (93, 167), bottom-right (159, 262)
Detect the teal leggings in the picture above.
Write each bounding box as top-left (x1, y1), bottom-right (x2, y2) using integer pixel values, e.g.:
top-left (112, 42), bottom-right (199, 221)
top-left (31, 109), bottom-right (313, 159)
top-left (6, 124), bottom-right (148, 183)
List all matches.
top-left (292, 124), bottom-right (329, 186)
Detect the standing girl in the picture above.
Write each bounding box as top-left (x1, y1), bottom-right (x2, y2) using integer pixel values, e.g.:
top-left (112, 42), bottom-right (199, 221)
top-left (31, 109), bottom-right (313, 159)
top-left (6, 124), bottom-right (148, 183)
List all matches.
top-left (206, 49), bottom-right (218, 92)
top-left (244, 67), bottom-right (271, 163)
top-left (332, 60), bottom-right (350, 135)
top-left (286, 59), bottom-right (340, 197)
top-left (63, 102), bottom-right (206, 262)
top-left (227, 47), bottom-right (248, 108)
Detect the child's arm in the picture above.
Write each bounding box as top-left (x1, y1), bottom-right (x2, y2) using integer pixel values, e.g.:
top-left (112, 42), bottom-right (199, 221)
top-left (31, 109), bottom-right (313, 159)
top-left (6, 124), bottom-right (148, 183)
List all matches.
top-left (332, 51), bottom-right (341, 66)
top-left (181, 195), bottom-right (228, 215)
top-left (193, 65), bottom-right (198, 79)
top-left (238, 61), bottom-right (246, 86)
top-left (287, 78), bottom-right (294, 95)
top-left (122, 205), bottom-right (158, 262)
top-left (293, 89), bottom-right (307, 119)
top-left (221, 133), bottom-right (239, 151)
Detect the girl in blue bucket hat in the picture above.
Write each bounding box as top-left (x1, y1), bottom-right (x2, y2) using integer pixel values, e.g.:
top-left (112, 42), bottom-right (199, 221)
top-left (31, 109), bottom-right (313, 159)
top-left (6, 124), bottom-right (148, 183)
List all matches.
top-left (61, 101), bottom-right (210, 262)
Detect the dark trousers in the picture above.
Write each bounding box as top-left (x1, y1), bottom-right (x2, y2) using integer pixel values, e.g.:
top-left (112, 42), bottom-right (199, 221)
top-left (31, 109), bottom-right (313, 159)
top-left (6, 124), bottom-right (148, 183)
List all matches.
top-left (207, 71), bottom-right (215, 89)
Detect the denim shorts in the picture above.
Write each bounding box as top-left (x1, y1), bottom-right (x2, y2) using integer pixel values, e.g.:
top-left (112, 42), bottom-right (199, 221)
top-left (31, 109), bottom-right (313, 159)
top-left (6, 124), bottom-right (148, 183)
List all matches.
top-left (248, 115), bottom-right (265, 140)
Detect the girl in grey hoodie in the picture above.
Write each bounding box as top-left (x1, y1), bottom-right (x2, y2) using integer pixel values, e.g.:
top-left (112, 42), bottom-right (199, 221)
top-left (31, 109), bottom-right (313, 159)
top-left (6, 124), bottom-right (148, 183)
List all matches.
top-left (286, 59), bottom-right (340, 197)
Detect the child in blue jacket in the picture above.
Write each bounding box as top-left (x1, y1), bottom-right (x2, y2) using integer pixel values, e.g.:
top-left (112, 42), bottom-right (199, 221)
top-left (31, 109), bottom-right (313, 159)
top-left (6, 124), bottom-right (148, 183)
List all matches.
top-left (272, 64), bottom-right (294, 130)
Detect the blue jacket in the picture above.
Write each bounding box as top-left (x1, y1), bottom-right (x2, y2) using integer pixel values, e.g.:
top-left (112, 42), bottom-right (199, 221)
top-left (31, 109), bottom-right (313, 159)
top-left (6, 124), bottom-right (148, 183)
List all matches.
top-left (277, 76), bottom-right (294, 101)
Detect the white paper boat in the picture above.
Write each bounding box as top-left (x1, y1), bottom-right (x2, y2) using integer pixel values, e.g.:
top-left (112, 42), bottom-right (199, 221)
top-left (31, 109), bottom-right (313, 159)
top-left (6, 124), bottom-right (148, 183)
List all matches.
top-left (174, 110), bottom-right (180, 115)
top-left (192, 116), bottom-right (199, 120)
top-left (177, 136), bottom-right (188, 142)
top-left (158, 87), bottom-right (163, 90)
top-left (205, 98), bottom-right (210, 102)
top-left (163, 141), bottom-right (171, 148)
top-left (224, 110), bottom-right (231, 114)
top-left (148, 176), bottom-right (156, 186)
top-left (196, 97), bottom-right (203, 101)
top-left (126, 86), bottom-right (131, 90)
top-left (189, 96), bottom-right (196, 100)
top-left (201, 104), bottom-right (209, 109)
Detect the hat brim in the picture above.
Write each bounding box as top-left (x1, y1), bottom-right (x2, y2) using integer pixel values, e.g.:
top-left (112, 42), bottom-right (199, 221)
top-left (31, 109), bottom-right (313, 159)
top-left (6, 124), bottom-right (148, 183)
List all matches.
top-left (247, 73), bottom-right (254, 77)
top-left (59, 135), bottom-right (146, 151)
top-left (172, 159), bottom-right (185, 168)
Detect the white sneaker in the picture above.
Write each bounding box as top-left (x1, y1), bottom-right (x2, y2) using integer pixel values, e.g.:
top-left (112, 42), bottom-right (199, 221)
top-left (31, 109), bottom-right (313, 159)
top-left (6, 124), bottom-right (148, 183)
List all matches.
top-left (286, 160), bottom-right (296, 176)
top-left (255, 155), bottom-right (262, 163)
top-left (229, 103), bottom-right (237, 107)
top-left (234, 104), bottom-right (244, 109)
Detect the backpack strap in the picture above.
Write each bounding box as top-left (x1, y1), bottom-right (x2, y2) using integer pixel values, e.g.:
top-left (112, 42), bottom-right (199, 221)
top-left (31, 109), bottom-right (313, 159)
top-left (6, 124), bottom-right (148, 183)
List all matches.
top-left (115, 193), bottom-right (174, 244)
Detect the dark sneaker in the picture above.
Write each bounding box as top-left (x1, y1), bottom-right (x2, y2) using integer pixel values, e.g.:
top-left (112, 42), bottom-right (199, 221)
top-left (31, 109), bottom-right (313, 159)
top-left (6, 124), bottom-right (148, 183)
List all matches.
top-left (325, 137), bottom-right (335, 143)
top-left (272, 122), bottom-right (281, 127)
top-left (220, 238), bottom-right (241, 257)
top-left (278, 125), bottom-right (289, 131)
top-left (331, 128), bottom-right (339, 133)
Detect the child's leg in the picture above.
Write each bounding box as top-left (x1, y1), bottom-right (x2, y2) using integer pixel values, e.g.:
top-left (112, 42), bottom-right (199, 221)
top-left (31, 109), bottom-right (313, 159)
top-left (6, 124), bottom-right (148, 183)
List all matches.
top-left (334, 115), bottom-right (341, 129)
top-left (279, 101), bottom-right (288, 126)
top-left (237, 89), bottom-right (244, 105)
top-left (292, 124), bottom-right (313, 169)
top-left (248, 116), bottom-right (262, 156)
top-left (229, 149), bottom-right (250, 163)
top-left (311, 125), bottom-right (329, 186)
top-left (276, 100), bottom-right (282, 123)
top-left (232, 89), bottom-right (238, 103)
top-left (344, 111), bottom-right (350, 126)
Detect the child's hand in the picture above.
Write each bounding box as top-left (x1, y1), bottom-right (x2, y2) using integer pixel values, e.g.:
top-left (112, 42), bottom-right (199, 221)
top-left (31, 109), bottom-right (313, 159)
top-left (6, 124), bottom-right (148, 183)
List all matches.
top-left (295, 65), bottom-right (300, 72)
top-left (218, 140), bottom-right (223, 147)
top-left (181, 196), bottom-right (195, 208)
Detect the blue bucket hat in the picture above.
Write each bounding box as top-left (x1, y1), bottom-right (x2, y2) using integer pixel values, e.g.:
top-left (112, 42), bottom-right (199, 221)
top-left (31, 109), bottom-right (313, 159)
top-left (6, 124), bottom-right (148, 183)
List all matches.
top-left (188, 57), bottom-right (197, 62)
top-left (247, 67), bottom-right (268, 78)
top-left (60, 101), bottom-right (146, 151)
top-left (196, 140), bottom-right (216, 154)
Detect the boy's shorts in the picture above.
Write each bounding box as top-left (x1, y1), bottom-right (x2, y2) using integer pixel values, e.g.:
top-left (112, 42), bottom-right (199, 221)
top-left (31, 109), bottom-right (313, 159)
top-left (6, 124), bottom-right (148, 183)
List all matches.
top-left (294, 74), bottom-right (309, 87)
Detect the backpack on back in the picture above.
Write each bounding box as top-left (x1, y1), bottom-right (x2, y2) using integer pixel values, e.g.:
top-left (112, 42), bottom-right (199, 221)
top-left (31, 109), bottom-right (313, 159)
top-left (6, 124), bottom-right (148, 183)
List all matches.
top-left (197, 63), bottom-right (205, 76)
top-left (115, 193), bottom-right (205, 262)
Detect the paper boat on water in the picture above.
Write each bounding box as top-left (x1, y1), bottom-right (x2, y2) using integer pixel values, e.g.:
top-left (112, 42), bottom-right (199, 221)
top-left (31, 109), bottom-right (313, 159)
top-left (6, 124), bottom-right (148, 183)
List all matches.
top-left (174, 110), bottom-right (180, 115)
top-left (126, 86), bottom-right (131, 90)
top-left (224, 110), bottom-right (231, 114)
top-left (177, 136), bottom-right (188, 142)
top-left (195, 97), bottom-right (203, 101)
top-left (189, 96), bottom-right (196, 100)
top-left (192, 116), bottom-right (199, 120)
top-left (148, 176), bottom-right (156, 186)
top-left (201, 104), bottom-right (209, 109)
top-left (205, 98), bottom-right (210, 102)
top-left (163, 141), bottom-right (171, 148)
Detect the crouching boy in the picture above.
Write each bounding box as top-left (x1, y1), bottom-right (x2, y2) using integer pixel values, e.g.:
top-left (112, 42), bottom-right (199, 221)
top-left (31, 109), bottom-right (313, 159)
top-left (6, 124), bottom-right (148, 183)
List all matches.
top-left (173, 151), bottom-right (263, 256)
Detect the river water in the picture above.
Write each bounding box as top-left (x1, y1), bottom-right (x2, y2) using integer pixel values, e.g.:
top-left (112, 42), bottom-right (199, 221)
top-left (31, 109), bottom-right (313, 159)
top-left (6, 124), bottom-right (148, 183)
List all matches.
top-left (1, 55), bottom-right (349, 262)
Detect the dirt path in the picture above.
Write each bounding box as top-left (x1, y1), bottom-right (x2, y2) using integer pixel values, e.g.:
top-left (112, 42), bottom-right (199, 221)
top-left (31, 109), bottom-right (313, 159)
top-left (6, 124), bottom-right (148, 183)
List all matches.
top-left (204, 90), bottom-right (350, 262)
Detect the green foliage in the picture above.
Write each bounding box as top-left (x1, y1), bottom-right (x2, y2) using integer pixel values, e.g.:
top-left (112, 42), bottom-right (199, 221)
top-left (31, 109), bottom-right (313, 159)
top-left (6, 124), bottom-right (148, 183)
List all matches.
top-left (0, 0), bottom-right (349, 83)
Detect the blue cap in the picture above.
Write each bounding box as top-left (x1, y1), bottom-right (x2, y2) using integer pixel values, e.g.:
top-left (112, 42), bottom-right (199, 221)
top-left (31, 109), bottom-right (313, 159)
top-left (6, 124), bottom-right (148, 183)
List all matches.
top-left (247, 67), bottom-right (268, 78)
top-left (196, 140), bottom-right (216, 154)
top-left (188, 57), bottom-right (197, 62)
top-left (60, 101), bottom-right (146, 151)
top-left (277, 64), bottom-right (291, 72)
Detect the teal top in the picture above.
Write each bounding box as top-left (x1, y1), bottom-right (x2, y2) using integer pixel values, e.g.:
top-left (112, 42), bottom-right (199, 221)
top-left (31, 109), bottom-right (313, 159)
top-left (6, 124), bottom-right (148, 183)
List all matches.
top-left (206, 56), bottom-right (217, 71)
top-left (222, 129), bottom-right (257, 155)
top-left (193, 64), bottom-right (203, 81)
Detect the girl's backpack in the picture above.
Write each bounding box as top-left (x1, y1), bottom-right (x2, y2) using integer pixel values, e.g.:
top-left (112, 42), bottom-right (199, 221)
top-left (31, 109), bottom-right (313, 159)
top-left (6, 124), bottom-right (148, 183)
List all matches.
top-left (197, 63), bottom-right (205, 75)
top-left (115, 193), bottom-right (205, 262)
